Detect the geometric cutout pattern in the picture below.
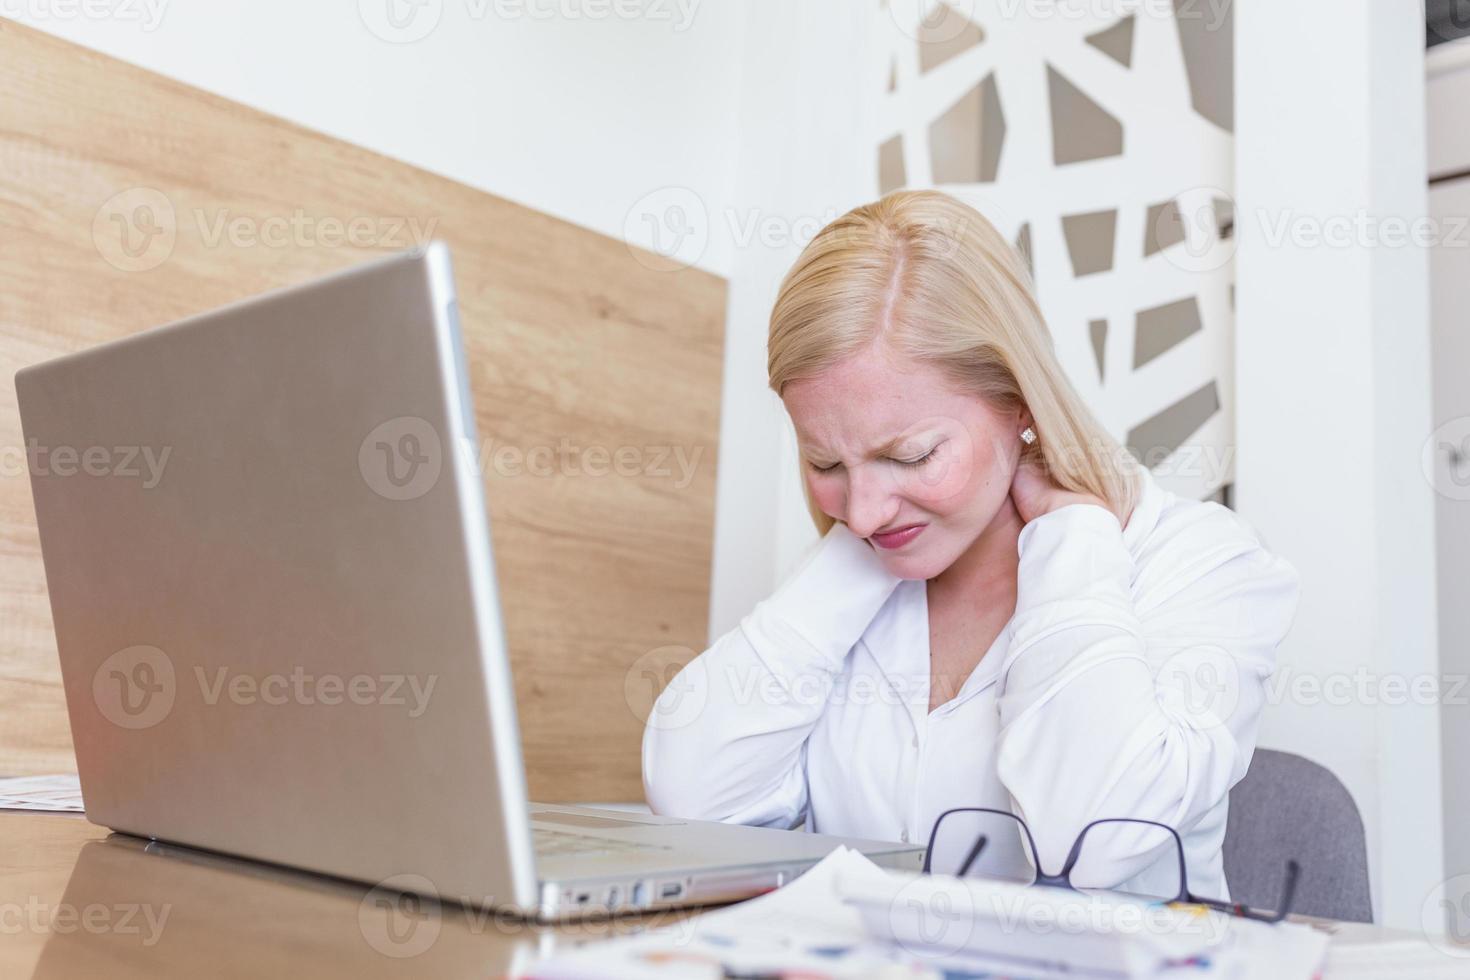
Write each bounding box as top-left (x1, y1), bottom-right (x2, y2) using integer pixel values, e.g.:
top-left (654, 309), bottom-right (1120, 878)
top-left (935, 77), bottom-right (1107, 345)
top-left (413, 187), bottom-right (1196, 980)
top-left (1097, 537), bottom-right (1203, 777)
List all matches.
top-left (877, 0), bottom-right (1236, 500)
top-left (1134, 296), bottom-right (1202, 369)
top-left (1213, 194), bottom-right (1235, 239)
top-left (1144, 198), bottom-right (1185, 256)
top-left (879, 134), bottom-right (906, 195)
top-left (1015, 222), bottom-right (1034, 281)
top-left (1173, 0), bottom-right (1234, 131)
top-left (1062, 208), bottom-right (1117, 276)
top-left (919, 6), bottom-right (985, 74)
top-left (1086, 14), bottom-right (1136, 68)
top-left (1047, 64), bottom-right (1124, 165)
top-left (930, 74), bottom-right (1005, 184)
top-left (1126, 379), bottom-right (1221, 465)
top-left (1089, 317), bottom-right (1108, 381)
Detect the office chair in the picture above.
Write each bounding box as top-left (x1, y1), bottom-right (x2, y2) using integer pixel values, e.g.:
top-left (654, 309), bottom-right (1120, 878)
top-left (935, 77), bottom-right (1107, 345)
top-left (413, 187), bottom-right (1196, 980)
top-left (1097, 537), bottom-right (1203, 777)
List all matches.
top-left (1223, 748), bottom-right (1373, 922)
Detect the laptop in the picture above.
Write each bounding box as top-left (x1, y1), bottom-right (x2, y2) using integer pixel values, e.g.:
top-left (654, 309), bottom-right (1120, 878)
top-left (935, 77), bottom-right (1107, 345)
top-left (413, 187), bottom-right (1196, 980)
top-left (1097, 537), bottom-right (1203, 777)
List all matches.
top-left (15, 244), bottom-right (923, 920)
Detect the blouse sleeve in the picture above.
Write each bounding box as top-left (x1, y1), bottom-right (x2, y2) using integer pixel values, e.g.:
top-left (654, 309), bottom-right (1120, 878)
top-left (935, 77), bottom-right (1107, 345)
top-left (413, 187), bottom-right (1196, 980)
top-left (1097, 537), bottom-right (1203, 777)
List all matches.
top-left (641, 522), bottom-right (902, 828)
top-left (993, 500), bottom-right (1301, 887)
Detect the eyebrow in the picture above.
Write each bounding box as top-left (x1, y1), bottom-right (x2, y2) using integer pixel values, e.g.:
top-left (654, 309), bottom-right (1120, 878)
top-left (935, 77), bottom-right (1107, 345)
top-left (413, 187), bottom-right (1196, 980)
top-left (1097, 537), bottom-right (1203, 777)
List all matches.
top-left (803, 430), bottom-right (930, 463)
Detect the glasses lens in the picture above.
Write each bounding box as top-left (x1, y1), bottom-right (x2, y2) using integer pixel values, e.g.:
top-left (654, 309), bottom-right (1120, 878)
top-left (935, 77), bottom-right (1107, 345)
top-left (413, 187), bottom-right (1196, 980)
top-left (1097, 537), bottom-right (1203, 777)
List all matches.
top-left (926, 809), bottom-right (1038, 884)
top-left (1068, 819), bottom-right (1185, 900)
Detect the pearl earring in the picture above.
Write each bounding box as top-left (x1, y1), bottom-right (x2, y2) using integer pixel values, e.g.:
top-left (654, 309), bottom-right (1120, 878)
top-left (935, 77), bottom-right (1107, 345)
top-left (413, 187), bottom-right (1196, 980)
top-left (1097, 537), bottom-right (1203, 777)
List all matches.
top-left (1020, 426), bottom-right (1037, 446)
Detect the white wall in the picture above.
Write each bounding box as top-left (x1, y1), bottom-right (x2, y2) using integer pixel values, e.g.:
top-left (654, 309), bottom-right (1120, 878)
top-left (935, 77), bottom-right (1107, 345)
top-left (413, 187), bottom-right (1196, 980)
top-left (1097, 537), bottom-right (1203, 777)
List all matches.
top-left (1235, 1), bottom-right (1444, 929)
top-left (708, 0), bottom-right (878, 635)
top-left (4, 0), bottom-right (745, 277)
top-left (1426, 37), bottom-right (1470, 936)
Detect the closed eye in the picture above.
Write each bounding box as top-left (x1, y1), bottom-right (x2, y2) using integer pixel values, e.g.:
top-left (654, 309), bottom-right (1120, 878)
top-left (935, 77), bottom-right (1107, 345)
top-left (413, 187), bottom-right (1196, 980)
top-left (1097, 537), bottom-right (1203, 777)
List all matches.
top-left (892, 447), bottom-right (937, 467)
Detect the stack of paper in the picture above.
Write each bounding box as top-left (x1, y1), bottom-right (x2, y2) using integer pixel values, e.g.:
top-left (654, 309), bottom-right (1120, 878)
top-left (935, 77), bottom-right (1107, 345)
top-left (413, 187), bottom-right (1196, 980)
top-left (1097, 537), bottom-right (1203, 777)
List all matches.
top-left (529, 846), bottom-right (1331, 979)
top-left (0, 773), bottom-right (84, 812)
top-left (530, 847), bottom-right (949, 979)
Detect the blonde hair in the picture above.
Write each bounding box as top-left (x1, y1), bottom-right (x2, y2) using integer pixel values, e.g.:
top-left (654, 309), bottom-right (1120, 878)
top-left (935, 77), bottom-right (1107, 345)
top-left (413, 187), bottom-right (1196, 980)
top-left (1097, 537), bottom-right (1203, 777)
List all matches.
top-left (768, 189), bottom-right (1139, 534)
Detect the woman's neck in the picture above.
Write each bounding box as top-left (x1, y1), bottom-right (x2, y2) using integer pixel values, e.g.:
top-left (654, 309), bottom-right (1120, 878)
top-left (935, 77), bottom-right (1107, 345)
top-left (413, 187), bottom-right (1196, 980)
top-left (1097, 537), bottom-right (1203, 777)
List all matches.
top-left (930, 493), bottom-right (1025, 601)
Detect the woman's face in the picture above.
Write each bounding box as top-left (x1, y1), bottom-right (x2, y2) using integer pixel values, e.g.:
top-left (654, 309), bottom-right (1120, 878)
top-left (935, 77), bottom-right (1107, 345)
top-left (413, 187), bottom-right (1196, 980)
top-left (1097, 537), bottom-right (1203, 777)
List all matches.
top-left (781, 341), bottom-right (1028, 580)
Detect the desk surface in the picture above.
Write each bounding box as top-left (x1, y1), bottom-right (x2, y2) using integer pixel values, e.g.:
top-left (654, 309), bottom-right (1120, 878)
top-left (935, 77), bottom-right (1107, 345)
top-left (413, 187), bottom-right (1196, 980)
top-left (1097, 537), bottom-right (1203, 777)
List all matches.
top-left (0, 811), bottom-right (1453, 978)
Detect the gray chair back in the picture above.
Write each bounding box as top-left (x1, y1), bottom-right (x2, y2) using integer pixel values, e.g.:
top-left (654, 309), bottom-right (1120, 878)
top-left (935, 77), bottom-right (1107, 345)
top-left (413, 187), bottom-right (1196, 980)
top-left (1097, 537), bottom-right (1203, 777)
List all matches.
top-left (1223, 748), bottom-right (1373, 922)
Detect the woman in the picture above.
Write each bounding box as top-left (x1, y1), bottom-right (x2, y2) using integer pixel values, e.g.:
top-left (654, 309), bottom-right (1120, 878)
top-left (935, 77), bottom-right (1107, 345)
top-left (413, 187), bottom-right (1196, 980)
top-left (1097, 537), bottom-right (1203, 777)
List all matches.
top-left (641, 189), bottom-right (1300, 902)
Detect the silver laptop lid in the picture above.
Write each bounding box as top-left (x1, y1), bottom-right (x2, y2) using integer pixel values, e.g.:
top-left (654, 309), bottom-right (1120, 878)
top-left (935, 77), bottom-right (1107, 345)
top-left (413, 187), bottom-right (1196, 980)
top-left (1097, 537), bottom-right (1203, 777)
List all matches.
top-left (16, 245), bottom-right (540, 911)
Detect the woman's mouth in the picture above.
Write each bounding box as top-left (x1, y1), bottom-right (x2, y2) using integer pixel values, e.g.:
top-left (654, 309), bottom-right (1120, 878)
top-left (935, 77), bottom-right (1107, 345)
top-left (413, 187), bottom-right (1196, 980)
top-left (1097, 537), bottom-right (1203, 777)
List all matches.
top-left (870, 523), bottom-right (926, 549)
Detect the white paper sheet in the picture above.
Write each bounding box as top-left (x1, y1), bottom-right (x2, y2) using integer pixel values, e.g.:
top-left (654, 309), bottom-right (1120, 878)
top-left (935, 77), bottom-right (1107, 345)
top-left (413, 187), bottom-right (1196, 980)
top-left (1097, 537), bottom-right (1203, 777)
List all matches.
top-left (528, 846), bottom-right (1332, 980)
top-left (0, 773), bottom-right (85, 812)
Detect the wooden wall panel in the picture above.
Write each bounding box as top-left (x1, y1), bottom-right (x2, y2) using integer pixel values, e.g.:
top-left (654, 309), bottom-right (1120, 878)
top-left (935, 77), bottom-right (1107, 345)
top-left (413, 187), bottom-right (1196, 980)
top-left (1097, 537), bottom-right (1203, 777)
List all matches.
top-left (0, 20), bottom-right (724, 802)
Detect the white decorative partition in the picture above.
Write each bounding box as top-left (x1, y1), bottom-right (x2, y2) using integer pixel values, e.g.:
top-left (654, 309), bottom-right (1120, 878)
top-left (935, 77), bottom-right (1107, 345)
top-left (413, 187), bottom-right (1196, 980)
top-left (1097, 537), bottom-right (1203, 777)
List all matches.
top-left (873, 0), bottom-right (1236, 502)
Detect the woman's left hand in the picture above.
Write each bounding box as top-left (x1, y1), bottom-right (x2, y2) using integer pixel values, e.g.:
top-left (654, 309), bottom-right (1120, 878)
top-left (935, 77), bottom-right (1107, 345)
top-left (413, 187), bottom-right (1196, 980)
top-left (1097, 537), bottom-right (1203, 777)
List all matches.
top-left (1009, 456), bottom-right (1109, 525)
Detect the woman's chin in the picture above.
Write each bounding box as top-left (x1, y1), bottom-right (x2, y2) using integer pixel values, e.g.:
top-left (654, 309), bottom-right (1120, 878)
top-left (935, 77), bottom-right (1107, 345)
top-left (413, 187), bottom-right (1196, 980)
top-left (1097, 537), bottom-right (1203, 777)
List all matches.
top-left (876, 551), bottom-right (946, 581)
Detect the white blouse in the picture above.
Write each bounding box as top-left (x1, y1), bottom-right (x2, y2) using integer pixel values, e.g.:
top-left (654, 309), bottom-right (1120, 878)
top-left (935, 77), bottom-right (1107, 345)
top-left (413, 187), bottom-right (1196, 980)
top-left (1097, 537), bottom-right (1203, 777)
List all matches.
top-left (642, 467), bottom-right (1301, 901)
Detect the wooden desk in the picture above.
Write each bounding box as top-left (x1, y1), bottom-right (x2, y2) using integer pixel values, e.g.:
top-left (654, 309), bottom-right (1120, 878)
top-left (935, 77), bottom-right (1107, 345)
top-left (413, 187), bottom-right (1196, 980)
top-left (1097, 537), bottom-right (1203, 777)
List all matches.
top-left (0, 812), bottom-right (1454, 978)
top-left (0, 811), bottom-right (693, 978)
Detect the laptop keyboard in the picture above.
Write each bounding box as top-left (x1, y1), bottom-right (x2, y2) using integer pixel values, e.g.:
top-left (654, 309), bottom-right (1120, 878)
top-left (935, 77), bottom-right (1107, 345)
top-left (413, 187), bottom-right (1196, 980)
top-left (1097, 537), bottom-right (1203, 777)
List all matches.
top-left (532, 826), bottom-right (667, 857)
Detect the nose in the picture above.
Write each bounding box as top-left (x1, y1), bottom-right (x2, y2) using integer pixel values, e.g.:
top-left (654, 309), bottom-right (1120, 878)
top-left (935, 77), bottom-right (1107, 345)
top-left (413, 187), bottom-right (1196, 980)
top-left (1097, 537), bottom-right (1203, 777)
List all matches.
top-left (842, 464), bottom-right (900, 540)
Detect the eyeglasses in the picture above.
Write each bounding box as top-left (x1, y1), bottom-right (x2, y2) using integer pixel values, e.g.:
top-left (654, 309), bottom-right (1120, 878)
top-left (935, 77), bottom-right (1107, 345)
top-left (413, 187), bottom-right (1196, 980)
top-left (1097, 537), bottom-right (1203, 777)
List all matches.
top-left (921, 807), bottom-right (1300, 924)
